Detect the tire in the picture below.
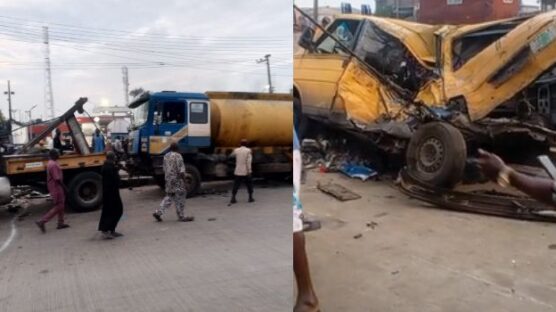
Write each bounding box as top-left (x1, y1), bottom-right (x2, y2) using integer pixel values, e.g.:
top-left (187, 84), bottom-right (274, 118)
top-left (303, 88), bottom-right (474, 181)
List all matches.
top-left (152, 164), bottom-right (201, 197)
top-left (154, 174), bottom-right (165, 189)
top-left (294, 97), bottom-right (311, 140)
top-left (184, 164), bottom-right (201, 198)
top-left (67, 171), bottom-right (103, 212)
top-left (406, 122), bottom-right (466, 188)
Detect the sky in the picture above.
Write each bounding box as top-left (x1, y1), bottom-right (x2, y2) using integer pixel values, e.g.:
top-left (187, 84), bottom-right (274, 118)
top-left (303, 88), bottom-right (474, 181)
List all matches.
top-left (0, 0), bottom-right (293, 120)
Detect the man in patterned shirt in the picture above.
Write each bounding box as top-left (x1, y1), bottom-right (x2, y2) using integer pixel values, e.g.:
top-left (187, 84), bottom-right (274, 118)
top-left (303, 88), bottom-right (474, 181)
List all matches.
top-left (478, 149), bottom-right (556, 205)
top-left (153, 142), bottom-right (194, 222)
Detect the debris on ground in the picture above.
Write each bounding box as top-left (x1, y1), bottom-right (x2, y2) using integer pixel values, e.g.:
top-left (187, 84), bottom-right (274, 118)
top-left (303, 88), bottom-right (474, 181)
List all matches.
top-left (397, 167), bottom-right (556, 222)
top-left (207, 218), bottom-right (217, 221)
top-left (366, 221), bottom-right (379, 229)
top-left (353, 233), bottom-right (363, 239)
top-left (301, 134), bottom-right (391, 177)
top-left (317, 182), bottom-right (361, 201)
top-left (340, 164), bottom-right (378, 181)
top-left (548, 244), bottom-right (556, 250)
top-left (303, 219), bottom-right (322, 232)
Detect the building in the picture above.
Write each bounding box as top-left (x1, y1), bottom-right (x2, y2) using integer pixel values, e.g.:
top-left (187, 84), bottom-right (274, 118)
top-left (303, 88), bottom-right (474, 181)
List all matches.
top-left (520, 4), bottom-right (540, 15)
top-left (376, 0), bottom-right (417, 19)
top-left (417, 0), bottom-right (520, 25)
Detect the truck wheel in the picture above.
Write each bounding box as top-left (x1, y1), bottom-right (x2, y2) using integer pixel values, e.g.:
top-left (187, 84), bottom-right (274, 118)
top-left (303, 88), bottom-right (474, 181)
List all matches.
top-left (294, 97), bottom-right (311, 140)
top-left (154, 175), bottom-right (165, 189)
top-left (153, 165), bottom-right (200, 197)
top-left (185, 164), bottom-right (201, 198)
top-left (406, 122), bottom-right (466, 188)
top-left (67, 171), bottom-right (103, 212)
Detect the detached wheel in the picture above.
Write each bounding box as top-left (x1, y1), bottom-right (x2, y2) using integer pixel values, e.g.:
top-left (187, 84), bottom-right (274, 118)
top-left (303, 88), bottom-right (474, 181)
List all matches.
top-left (406, 122), bottom-right (466, 188)
top-left (67, 171), bottom-right (102, 212)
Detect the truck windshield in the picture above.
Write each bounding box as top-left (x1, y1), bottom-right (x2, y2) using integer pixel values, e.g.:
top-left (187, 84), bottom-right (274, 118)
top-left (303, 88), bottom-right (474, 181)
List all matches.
top-left (131, 102), bottom-right (149, 128)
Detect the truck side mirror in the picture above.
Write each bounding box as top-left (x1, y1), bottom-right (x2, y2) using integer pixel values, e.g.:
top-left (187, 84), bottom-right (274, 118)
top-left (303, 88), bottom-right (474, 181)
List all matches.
top-left (298, 27), bottom-right (315, 53)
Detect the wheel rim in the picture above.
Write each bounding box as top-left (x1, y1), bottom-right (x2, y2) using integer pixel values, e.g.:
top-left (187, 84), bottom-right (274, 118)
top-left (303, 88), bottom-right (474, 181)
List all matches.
top-left (418, 137), bottom-right (444, 173)
top-left (185, 173), bottom-right (195, 193)
top-left (78, 180), bottom-right (99, 204)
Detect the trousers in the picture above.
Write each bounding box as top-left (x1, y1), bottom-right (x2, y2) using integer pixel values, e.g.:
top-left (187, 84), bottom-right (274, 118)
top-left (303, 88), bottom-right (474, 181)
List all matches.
top-left (156, 191), bottom-right (186, 218)
top-left (231, 175), bottom-right (253, 198)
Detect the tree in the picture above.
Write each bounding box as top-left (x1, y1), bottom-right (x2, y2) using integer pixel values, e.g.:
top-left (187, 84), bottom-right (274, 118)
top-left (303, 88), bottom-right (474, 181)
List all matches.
top-left (129, 88), bottom-right (145, 98)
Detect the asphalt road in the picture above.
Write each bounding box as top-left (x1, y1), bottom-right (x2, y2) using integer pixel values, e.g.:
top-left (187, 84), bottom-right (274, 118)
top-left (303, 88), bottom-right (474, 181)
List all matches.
top-left (301, 171), bottom-right (556, 312)
top-left (0, 183), bottom-right (291, 312)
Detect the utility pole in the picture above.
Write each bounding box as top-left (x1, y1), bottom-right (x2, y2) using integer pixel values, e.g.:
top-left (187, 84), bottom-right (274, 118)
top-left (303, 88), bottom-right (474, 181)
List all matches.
top-left (395, 0), bottom-right (400, 18)
top-left (257, 54), bottom-right (273, 94)
top-left (122, 66), bottom-right (130, 106)
top-left (26, 105), bottom-right (37, 140)
top-left (43, 26), bottom-right (55, 120)
top-left (4, 80), bottom-right (14, 143)
top-left (313, 0), bottom-right (319, 21)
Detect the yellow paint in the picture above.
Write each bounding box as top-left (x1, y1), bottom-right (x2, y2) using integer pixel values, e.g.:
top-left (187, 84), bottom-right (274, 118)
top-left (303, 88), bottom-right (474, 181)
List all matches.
top-left (295, 11), bottom-right (556, 125)
top-left (149, 126), bottom-right (189, 155)
top-left (208, 92), bottom-right (292, 147)
top-left (336, 60), bottom-right (405, 124)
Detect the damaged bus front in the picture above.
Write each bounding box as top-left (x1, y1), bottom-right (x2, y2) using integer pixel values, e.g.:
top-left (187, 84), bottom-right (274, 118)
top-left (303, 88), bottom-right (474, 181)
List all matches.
top-left (294, 10), bottom-right (556, 188)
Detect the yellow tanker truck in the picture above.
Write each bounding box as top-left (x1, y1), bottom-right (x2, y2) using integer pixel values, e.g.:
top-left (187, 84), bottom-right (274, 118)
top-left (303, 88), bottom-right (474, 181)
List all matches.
top-left (126, 91), bottom-right (293, 196)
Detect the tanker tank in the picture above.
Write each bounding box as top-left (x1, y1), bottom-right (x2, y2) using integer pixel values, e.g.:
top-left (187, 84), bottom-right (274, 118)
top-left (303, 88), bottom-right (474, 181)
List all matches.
top-left (207, 92), bottom-right (293, 148)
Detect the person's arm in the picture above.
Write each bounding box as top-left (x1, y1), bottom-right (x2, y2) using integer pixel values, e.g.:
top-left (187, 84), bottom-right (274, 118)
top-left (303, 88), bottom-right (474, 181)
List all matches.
top-left (247, 150), bottom-right (252, 176)
top-left (179, 159), bottom-right (187, 185)
top-left (477, 149), bottom-right (555, 205)
top-left (52, 166), bottom-right (68, 193)
top-left (508, 170), bottom-right (554, 205)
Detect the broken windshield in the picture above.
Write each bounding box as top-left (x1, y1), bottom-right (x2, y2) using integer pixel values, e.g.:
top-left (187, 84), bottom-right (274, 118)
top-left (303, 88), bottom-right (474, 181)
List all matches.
top-left (452, 19), bottom-right (527, 71)
top-left (131, 101), bottom-right (149, 128)
top-left (354, 20), bottom-right (434, 92)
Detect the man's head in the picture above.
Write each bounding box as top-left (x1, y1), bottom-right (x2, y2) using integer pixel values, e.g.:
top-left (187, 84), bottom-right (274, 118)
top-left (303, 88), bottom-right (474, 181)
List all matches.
top-left (321, 16), bottom-right (331, 28)
top-left (55, 128), bottom-right (61, 136)
top-left (95, 129), bottom-right (100, 136)
top-left (240, 139), bottom-right (248, 147)
top-left (49, 148), bottom-right (59, 160)
top-left (170, 141), bottom-right (179, 152)
top-left (106, 151), bottom-right (116, 162)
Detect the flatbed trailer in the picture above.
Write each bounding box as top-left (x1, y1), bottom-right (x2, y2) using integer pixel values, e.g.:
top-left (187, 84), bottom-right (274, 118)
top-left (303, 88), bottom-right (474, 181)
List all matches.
top-left (1, 98), bottom-right (106, 212)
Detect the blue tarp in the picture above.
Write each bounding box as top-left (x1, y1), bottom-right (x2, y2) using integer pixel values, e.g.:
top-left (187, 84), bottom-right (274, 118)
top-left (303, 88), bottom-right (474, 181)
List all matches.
top-left (340, 164), bottom-right (378, 181)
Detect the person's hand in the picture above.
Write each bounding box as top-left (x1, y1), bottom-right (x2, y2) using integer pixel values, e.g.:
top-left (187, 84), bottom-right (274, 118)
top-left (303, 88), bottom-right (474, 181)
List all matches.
top-left (477, 149), bottom-right (506, 181)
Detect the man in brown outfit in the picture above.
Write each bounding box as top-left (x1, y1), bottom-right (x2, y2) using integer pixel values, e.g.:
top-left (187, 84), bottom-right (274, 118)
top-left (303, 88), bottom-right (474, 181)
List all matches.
top-left (229, 139), bottom-right (254, 204)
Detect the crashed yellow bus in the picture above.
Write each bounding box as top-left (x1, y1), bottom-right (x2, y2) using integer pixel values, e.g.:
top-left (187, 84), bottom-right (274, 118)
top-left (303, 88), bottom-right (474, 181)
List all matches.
top-left (294, 10), bottom-right (556, 188)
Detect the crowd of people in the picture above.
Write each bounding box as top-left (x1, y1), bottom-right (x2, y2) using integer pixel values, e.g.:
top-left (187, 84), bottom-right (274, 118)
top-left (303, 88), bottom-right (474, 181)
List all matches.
top-left (34, 138), bottom-right (255, 240)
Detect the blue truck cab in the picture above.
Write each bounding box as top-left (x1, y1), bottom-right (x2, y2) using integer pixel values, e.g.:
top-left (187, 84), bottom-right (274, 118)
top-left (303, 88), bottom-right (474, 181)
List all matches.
top-left (127, 91), bottom-right (213, 195)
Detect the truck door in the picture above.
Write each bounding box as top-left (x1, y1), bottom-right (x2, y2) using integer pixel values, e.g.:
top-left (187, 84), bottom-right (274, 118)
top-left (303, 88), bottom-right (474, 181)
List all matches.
top-left (187, 101), bottom-right (211, 147)
top-left (294, 19), bottom-right (361, 117)
top-left (149, 100), bottom-right (187, 154)
top-left (158, 100), bottom-right (186, 136)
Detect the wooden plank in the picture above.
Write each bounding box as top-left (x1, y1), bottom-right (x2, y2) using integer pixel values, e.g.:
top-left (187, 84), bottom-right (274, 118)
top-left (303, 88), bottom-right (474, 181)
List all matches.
top-left (317, 183), bottom-right (361, 201)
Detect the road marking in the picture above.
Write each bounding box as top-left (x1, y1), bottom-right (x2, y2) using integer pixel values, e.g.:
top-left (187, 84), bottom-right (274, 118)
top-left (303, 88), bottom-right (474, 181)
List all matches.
top-left (0, 216), bottom-right (17, 254)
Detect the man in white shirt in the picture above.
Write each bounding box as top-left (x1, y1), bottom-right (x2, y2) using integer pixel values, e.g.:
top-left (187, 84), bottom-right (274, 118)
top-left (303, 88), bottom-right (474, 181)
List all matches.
top-left (229, 139), bottom-right (254, 205)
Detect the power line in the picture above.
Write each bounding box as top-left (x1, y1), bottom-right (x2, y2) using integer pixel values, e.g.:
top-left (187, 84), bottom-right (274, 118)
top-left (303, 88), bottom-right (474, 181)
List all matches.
top-left (0, 15), bottom-right (291, 41)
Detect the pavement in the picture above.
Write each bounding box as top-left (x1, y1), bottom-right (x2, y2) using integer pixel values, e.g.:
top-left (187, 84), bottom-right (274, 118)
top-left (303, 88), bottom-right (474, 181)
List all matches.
top-left (301, 170), bottom-right (556, 312)
top-left (0, 182), bottom-right (291, 312)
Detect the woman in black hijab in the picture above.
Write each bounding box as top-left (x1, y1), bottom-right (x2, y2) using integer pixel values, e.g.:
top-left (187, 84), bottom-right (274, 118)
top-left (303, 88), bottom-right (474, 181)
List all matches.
top-left (98, 151), bottom-right (124, 239)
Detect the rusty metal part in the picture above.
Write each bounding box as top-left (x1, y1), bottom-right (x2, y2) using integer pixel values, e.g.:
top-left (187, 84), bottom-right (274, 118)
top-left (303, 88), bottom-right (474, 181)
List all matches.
top-left (396, 168), bottom-right (556, 222)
